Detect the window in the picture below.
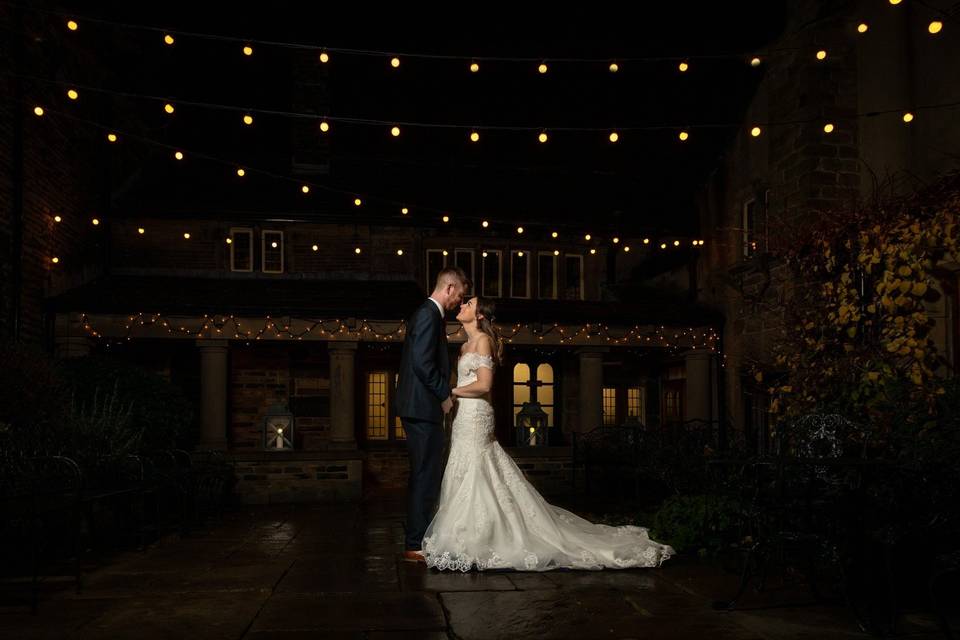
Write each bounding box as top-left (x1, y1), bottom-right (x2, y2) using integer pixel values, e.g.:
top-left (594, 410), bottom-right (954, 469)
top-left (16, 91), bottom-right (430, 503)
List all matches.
top-left (262, 230), bottom-right (284, 273)
top-left (742, 199), bottom-right (757, 258)
top-left (511, 250), bottom-right (530, 298)
top-left (512, 362), bottom-right (556, 443)
top-left (627, 387), bottom-right (646, 425)
top-left (482, 250), bottom-right (502, 297)
top-left (602, 387), bottom-right (617, 425)
top-left (512, 363), bottom-right (531, 425)
top-left (367, 372), bottom-right (389, 440)
top-left (455, 249), bottom-right (475, 295)
top-left (564, 254), bottom-right (584, 300)
top-left (230, 227), bottom-right (253, 272)
top-left (426, 249), bottom-right (447, 292)
top-left (538, 252), bottom-right (558, 299)
top-left (536, 363), bottom-right (555, 427)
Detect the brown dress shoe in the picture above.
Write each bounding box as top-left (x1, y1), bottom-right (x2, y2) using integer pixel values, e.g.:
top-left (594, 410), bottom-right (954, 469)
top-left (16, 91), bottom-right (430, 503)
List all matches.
top-left (402, 549), bottom-right (426, 563)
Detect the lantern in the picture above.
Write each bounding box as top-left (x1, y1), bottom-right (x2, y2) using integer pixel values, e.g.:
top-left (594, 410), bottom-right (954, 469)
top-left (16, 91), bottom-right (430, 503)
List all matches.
top-left (516, 401), bottom-right (549, 447)
top-left (263, 402), bottom-right (294, 450)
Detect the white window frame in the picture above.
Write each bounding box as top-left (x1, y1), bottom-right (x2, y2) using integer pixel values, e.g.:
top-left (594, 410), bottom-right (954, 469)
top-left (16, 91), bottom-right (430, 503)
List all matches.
top-left (425, 249), bottom-right (448, 291)
top-left (229, 227), bottom-right (254, 273)
top-left (454, 248), bottom-right (475, 295)
top-left (482, 249), bottom-right (503, 298)
top-left (261, 230), bottom-right (285, 274)
top-left (510, 250), bottom-right (531, 299)
top-left (538, 251), bottom-right (558, 300)
top-left (565, 254), bottom-right (584, 301)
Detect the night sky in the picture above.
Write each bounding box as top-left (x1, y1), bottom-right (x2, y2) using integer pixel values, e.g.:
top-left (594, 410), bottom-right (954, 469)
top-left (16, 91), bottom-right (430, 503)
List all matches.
top-left (41, 2), bottom-right (788, 239)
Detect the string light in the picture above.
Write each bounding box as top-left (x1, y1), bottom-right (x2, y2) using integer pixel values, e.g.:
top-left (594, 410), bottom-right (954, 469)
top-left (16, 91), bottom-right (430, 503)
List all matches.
top-left (106, 132), bottom-right (118, 142)
top-left (442, 250), bottom-right (449, 256)
top-left (226, 238), bottom-right (232, 244)
top-left (750, 57), bottom-right (762, 67)
top-left (33, 106), bottom-right (44, 116)
top-left (482, 220), bottom-right (489, 228)
top-left (823, 123), bottom-right (835, 133)
top-left (67, 89), bottom-right (79, 100)
top-left (442, 215), bottom-right (450, 223)
top-left (54, 215), bottom-right (61, 223)
top-left (624, 246), bottom-right (630, 252)
top-left (889, 0), bottom-right (902, 4)
top-left (816, 50), bottom-right (827, 61)
top-left (354, 198), bottom-right (362, 206)
top-left (750, 126), bottom-right (762, 137)
top-left (929, 21), bottom-right (943, 35)
top-left (183, 232), bottom-right (191, 239)
top-left (66, 20), bottom-right (78, 31)
top-left (390, 126), bottom-right (401, 137)
top-left (551, 231), bottom-right (558, 238)
top-left (673, 240), bottom-right (680, 246)
top-left (91, 218), bottom-right (99, 226)
top-left (301, 185), bottom-right (310, 194)
top-left (138, 227), bottom-right (145, 234)
top-left (470, 131), bottom-right (480, 142)
top-left (643, 238), bottom-right (650, 244)
top-left (243, 45), bottom-right (253, 56)
top-left (538, 131), bottom-right (548, 143)
top-left (553, 250), bottom-right (560, 256)
top-left (678, 130), bottom-right (689, 141)
top-left (319, 51), bottom-right (330, 63)
top-left (609, 131), bottom-right (619, 143)
top-left (470, 61), bottom-right (479, 73)
top-left (660, 242), bottom-right (667, 249)
top-left (312, 244), bottom-right (318, 251)
top-left (612, 237), bottom-right (620, 244)
top-left (903, 112), bottom-right (914, 123)
top-left (164, 103), bottom-right (175, 114)
top-left (678, 61), bottom-right (689, 72)
top-left (538, 62), bottom-right (548, 74)
top-left (243, 114), bottom-right (254, 125)
top-left (517, 226), bottom-right (524, 234)
top-left (584, 234), bottom-right (591, 241)
top-left (320, 120), bottom-right (330, 132)
top-left (164, 34), bottom-right (175, 45)
top-left (401, 207), bottom-right (409, 215)
top-left (857, 23), bottom-right (869, 34)
top-left (237, 167), bottom-right (245, 177)
top-left (589, 248), bottom-right (597, 255)
top-left (390, 57), bottom-right (401, 68)
top-left (397, 249), bottom-right (404, 256)
top-left (174, 151), bottom-right (184, 160)
top-left (51, 256), bottom-right (59, 264)
top-left (609, 62), bottom-right (619, 73)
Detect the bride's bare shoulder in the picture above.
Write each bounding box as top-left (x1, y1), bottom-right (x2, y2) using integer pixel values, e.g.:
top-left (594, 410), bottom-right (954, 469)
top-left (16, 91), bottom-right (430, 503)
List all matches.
top-left (474, 335), bottom-right (494, 356)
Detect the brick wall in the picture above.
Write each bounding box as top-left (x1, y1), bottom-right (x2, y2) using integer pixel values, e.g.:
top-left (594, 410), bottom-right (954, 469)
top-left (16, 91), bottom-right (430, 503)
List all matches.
top-left (229, 452), bottom-right (362, 504)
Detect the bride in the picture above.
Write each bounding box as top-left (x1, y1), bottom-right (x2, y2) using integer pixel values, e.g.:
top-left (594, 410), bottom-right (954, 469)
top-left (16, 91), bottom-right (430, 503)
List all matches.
top-left (421, 296), bottom-right (674, 572)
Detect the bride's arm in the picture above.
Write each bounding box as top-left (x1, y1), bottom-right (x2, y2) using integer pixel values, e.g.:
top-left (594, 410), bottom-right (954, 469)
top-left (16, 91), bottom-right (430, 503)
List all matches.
top-left (451, 337), bottom-right (494, 398)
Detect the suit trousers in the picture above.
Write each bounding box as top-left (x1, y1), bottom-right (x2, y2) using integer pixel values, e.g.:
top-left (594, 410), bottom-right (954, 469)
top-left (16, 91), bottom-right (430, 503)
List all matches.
top-left (402, 417), bottom-right (446, 550)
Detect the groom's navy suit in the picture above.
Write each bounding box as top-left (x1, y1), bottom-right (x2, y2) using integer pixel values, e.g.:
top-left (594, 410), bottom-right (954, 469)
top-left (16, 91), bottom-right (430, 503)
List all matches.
top-left (395, 299), bottom-right (451, 551)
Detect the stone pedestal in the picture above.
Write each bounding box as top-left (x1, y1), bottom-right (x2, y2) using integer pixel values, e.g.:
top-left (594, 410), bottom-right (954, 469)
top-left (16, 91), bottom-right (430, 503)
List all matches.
top-left (576, 348), bottom-right (607, 432)
top-left (198, 339), bottom-right (229, 450)
top-left (329, 341), bottom-right (358, 449)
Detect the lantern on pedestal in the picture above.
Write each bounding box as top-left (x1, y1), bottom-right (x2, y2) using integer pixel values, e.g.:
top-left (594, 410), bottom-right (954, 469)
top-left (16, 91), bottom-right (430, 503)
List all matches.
top-left (263, 402), bottom-right (294, 450)
top-left (516, 401), bottom-right (549, 447)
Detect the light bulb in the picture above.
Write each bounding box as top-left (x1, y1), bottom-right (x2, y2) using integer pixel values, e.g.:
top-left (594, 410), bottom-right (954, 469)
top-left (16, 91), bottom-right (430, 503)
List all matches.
top-left (67, 20), bottom-right (78, 31)
top-left (857, 23), bottom-right (869, 34)
top-left (609, 131), bottom-right (619, 143)
top-left (390, 57), bottom-right (401, 68)
top-left (354, 198), bottom-right (362, 206)
top-left (397, 249), bottom-right (404, 256)
top-left (551, 231), bottom-right (558, 238)
top-left (390, 126), bottom-right (401, 137)
top-left (33, 106), bottom-right (44, 116)
top-left (678, 61), bottom-right (689, 72)
top-left (679, 131), bottom-right (689, 141)
top-left (538, 62), bottom-right (548, 74)
top-left (750, 57), bottom-right (762, 67)
top-left (319, 52), bottom-right (330, 63)
top-left (320, 120), bottom-right (330, 132)
top-left (237, 168), bottom-right (245, 177)
top-left (470, 131), bottom-right (480, 142)
top-left (67, 89), bottom-right (78, 100)
top-left (138, 228), bottom-right (145, 235)
top-left (243, 45), bottom-right (253, 56)
top-left (243, 114), bottom-right (254, 125)
top-left (183, 232), bottom-right (191, 239)
top-left (609, 62), bottom-right (619, 73)
top-left (750, 126), bottom-right (762, 137)
top-left (929, 21), bottom-right (943, 34)
top-left (301, 185), bottom-right (310, 194)
top-left (538, 131), bottom-right (548, 143)
top-left (823, 123), bottom-right (835, 133)
top-left (164, 34), bottom-right (175, 45)
top-left (470, 62), bottom-right (479, 73)
top-left (164, 103), bottom-right (175, 114)
top-left (401, 207), bottom-right (409, 215)
top-left (903, 112), bottom-right (914, 123)
top-left (174, 151), bottom-right (184, 160)
top-left (107, 133), bottom-right (118, 142)
top-left (816, 50), bottom-right (827, 61)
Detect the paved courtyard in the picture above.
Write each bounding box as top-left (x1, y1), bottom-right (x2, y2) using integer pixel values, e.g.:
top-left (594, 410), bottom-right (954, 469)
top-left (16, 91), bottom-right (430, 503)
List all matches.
top-left (0, 492), bottom-right (947, 639)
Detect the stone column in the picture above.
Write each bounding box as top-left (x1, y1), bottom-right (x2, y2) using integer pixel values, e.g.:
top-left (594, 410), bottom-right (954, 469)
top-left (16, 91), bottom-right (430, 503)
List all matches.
top-left (329, 341), bottom-right (358, 448)
top-left (577, 348), bottom-right (607, 432)
top-left (684, 350), bottom-right (713, 424)
top-left (197, 339), bottom-right (229, 450)
top-left (53, 313), bottom-right (93, 359)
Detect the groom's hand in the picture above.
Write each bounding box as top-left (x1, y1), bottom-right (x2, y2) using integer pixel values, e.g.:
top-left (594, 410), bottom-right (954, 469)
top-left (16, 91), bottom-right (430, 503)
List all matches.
top-left (441, 396), bottom-right (454, 414)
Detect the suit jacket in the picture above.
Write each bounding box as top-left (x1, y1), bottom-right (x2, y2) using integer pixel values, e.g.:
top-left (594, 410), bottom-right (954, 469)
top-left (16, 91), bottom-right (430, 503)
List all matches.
top-left (394, 299), bottom-right (451, 423)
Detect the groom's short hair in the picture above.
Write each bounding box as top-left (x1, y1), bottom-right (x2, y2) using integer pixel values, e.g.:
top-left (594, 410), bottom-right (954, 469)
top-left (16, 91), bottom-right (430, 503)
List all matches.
top-left (435, 266), bottom-right (470, 291)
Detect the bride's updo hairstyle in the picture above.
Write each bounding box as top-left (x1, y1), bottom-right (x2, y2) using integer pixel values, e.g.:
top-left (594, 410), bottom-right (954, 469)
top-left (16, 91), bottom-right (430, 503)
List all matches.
top-left (474, 297), bottom-right (504, 366)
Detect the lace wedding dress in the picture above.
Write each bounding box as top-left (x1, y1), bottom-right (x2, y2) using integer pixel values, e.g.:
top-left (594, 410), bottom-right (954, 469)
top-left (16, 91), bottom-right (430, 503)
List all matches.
top-left (422, 352), bottom-right (674, 572)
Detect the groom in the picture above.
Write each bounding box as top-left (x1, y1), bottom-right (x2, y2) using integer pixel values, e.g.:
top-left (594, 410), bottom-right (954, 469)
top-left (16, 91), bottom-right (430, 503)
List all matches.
top-left (395, 266), bottom-right (469, 563)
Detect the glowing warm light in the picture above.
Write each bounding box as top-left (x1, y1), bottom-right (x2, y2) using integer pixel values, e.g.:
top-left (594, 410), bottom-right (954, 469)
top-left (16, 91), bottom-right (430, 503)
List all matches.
top-left (584, 234), bottom-right (591, 241)
top-left (660, 243), bottom-right (667, 249)
top-left (750, 126), bottom-right (762, 137)
top-left (612, 237), bottom-right (620, 244)
top-left (183, 232), bottom-right (191, 239)
top-left (107, 133), bottom-right (118, 143)
top-left (401, 207), bottom-right (409, 215)
top-left (319, 52), bottom-right (330, 63)
top-left (551, 231), bottom-right (558, 238)
top-left (164, 34), bottom-right (175, 45)
top-left (589, 248), bottom-right (597, 255)
top-left (54, 216), bottom-right (61, 223)
top-left (518, 251), bottom-right (524, 257)
top-left (482, 251), bottom-right (488, 257)
top-left (271, 242), bottom-right (278, 249)
top-left (390, 57), bottom-right (401, 68)
top-left (442, 250), bottom-right (449, 256)
top-left (355, 247), bottom-right (361, 254)
top-left (67, 20), bottom-right (78, 31)
top-left (52, 257), bottom-right (59, 264)
top-left (354, 198), bottom-right (362, 206)
top-left (301, 185), bottom-right (310, 194)
top-left (929, 21), bottom-right (943, 34)
top-left (91, 218), bottom-right (100, 226)
top-left (320, 120), bottom-right (330, 132)
top-left (553, 250), bottom-right (560, 256)
top-left (624, 246), bottom-right (631, 252)
top-left (517, 227), bottom-right (524, 234)
top-left (609, 131), bottom-right (619, 143)
top-left (397, 249), bottom-right (404, 256)
top-left (470, 62), bottom-right (480, 73)
top-left (678, 61), bottom-right (689, 72)
top-left (643, 238), bottom-right (650, 244)
top-left (750, 57), bottom-right (762, 67)
top-left (164, 103), bottom-right (175, 114)
top-left (138, 228), bottom-right (145, 235)
top-left (889, 0), bottom-right (902, 4)
top-left (174, 151), bottom-right (184, 160)
top-left (816, 50), bottom-right (827, 61)
top-left (823, 123), bottom-right (835, 133)
top-left (903, 112), bottom-right (914, 123)
top-left (857, 23), bottom-right (869, 34)
top-left (609, 62), bottom-right (619, 73)
top-left (243, 45), bottom-right (253, 56)
top-left (67, 89), bottom-right (78, 100)
top-left (33, 106), bottom-right (44, 116)
top-left (673, 240), bottom-right (680, 247)
top-left (538, 63), bottom-right (548, 74)
top-left (226, 238), bottom-right (233, 244)
top-left (538, 131), bottom-right (548, 143)
top-left (470, 131), bottom-right (480, 142)
top-left (482, 220), bottom-right (489, 228)
top-left (311, 244), bottom-right (318, 251)
top-left (243, 114), bottom-right (254, 125)
top-left (442, 215), bottom-right (450, 223)
top-left (237, 168), bottom-right (245, 177)
top-left (679, 130), bottom-right (689, 141)
top-left (390, 126), bottom-right (401, 137)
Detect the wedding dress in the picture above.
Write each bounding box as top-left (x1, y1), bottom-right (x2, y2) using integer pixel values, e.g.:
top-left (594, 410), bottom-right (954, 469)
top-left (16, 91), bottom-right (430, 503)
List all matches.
top-left (422, 352), bottom-right (674, 572)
